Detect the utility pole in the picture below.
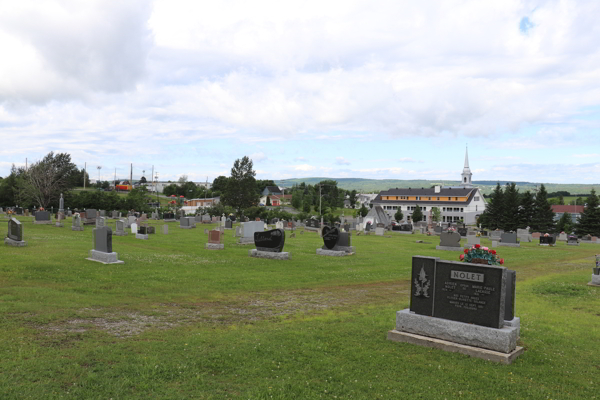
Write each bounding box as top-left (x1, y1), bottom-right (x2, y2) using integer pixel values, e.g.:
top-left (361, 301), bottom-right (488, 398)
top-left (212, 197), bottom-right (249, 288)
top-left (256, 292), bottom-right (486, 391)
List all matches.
top-left (84, 162), bottom-right (87, 190)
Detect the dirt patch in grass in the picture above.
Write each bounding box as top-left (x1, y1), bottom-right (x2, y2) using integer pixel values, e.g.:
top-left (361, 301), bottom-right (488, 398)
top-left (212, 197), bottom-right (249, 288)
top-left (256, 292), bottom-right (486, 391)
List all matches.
top-left (38, 281), bottom-right (409, 338)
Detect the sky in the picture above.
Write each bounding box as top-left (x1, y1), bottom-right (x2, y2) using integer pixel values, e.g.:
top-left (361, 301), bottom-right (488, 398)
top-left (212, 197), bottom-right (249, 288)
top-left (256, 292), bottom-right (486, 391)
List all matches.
top-left (0, 0), bottom-right (599, 184)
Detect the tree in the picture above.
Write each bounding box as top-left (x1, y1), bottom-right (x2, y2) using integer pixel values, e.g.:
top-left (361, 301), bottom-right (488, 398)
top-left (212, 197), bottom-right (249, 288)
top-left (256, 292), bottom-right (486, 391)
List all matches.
top-left (431, 206), bottom-right (441, 223)
top-left (140, 176), bottom-right (147, 183)
top-left (211, 176), bottom-right (229, 194)
top-left (291, 191), bottom-right (302, 209)
top-left (222, 156), bottom-right (259, 217)
top-left (556, 212), bottom-right (574, 234)
top-left (480, 183), bottom-right (504, 230)
top-left (303, 201), bottom-right (312, 213)
top-left (412, 205), bottom-right (423, 223)
top-left (518, 191), bottom-right (535, 228)
top-left (178, 175), bottom-right (188, 184)
top-left (18, 152), bottom-right (78, 209)
top-left (256, 179), bottom-right (276, 194)
top-left (359, 203), bottom-right (369, 218)
top-left (502, 183), bottom-right (520, 231)
top-left (394, 209), bottom-right (404, 222)
top-left (531, 184), bottom-right (555, 233)
top-left (575, 189), bottom-right (600, 236)
top-left (558, 195), bottom-right (564, 205)
top-left (266, 196), bottom-right (271, 206)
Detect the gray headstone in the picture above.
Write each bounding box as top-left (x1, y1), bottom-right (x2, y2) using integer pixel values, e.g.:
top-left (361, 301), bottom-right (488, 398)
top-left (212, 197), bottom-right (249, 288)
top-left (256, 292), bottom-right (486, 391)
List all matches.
top-left (93, 226), bottom-right (112, 253)
top-left (439, 231), bottom-right (461, 247)
top-left (72, 214), bottom-right (82, 227)
top-left (242, 221), bottom-right (264, 238)
top-left (501, 232), bottom-right (518, 244)
top-left (163, 224), bottom-right (168, 234)
top-left (35, 211), bottom-right (50, 222)
top-left (86, 209), bottom-right (97, 219)
top-left (116, 219), bottom-right (126, 234)
top-left (7, 218), bottom-right (23, 241)
top-left (96, 217), bottom-right (106, 228)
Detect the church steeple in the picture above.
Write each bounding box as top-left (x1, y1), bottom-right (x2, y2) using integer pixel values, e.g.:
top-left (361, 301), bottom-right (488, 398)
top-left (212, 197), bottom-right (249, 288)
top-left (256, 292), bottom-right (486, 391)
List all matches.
top-left (461, 146), bottom-right (473, 188)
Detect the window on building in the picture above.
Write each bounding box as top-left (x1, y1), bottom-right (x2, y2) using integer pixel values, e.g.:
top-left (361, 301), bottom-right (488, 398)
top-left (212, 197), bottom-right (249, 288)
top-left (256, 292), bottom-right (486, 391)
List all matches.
top-left (460, 208), bottom-right (463, 212)
top-left (437, 197), bottom-right (440, 201)
top-left (474, 196), bottom-right (480, 201)
top-left (422, 207), bottom-right (426, 211)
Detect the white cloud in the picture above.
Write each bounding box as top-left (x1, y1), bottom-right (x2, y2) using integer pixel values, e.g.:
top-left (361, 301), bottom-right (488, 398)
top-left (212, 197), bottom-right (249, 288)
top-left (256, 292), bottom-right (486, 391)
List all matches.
top-left (249, 152), bottom-right (268, 162)
top-left (335, 157), bottom-right (350, 165)
top-left (294, 164), bottom-right (316, 172)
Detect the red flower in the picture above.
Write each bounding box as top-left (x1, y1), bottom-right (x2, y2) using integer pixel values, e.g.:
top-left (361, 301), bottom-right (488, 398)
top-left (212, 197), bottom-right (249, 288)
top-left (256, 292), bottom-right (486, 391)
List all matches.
top-left (499, 258), bottom-right (504, 265)
top-left (464, 248), bottom-right (469, 254)
top-left (475, 244), bottom-right (481, 249)
top-left (491, 250), bottom-right (497, 255)
top-left (459, 254), bottom-right (465, 261)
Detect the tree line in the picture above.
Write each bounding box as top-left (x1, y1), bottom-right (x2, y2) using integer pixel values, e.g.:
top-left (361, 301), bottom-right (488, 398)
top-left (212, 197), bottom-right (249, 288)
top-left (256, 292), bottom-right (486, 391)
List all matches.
top-left (479, 183), bottom-right (600, 236)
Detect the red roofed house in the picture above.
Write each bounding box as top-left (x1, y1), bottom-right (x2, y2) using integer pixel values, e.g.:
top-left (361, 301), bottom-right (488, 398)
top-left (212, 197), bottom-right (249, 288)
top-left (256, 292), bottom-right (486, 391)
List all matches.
top-left (551, 205), bottom-right (584, 224)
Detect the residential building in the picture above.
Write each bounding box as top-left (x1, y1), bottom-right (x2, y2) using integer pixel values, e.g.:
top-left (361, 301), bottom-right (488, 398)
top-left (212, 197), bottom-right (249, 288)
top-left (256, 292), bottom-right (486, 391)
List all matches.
top-left (551, 205), bottom-right (584, 224)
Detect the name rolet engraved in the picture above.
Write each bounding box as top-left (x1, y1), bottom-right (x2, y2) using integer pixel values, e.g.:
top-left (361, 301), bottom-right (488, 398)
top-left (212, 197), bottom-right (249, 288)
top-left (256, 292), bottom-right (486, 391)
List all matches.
top-left (451, 270), bottom-right (484, 283)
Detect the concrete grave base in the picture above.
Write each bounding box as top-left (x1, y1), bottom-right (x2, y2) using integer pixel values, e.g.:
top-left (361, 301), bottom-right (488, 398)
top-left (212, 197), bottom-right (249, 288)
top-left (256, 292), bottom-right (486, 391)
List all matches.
top-left (393, 309), bottom-right (519, 353)
top-left (205, 243), bottom-right (224, 250)
top-left (567, 242), bottom-right (580, 246)
top-left (5, 237), bottom-right (27, 247)
top-left (114, 231), bottom-right (128, 236)
top-left (435, 246), bottom-right (464, 251)
top-left (163, 219), bottom-right (176, 222)
top-left (86, 250), bottom-right (124, 264)
top-left (34, 221), bottom-right (52, 225)
top-left (55, 223), bottom-right (64, 228)
top-left (497, 243), bottom-right (520, 247)
top-left (538, 244), bottom-right (555, 247)
top-left (387, 330), bottom-right (524, 365)
top-left (249, 249), bottom-right (290, 260)
top-left (71, 226), bottom-right (84, 231)
top-left (135, 233), bottom-right (149, 240)
top-left (589, 274), bottom-right (600, 286)
top-left (179, 226), bottom-right (195, 229)
top-left (316, 248), bottom-right (354, 257)
top-left (238, 237), bottom-right (255, 245)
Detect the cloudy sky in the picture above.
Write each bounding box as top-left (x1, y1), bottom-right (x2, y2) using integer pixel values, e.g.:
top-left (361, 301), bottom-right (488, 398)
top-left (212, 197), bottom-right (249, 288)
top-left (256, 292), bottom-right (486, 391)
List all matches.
top-left (1, 0), bottom-right (599, 184)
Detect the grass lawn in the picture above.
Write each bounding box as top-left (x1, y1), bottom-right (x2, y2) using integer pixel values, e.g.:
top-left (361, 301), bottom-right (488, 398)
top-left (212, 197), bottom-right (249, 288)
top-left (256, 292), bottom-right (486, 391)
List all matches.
top-left (0, 215), bottom-right (599, 399)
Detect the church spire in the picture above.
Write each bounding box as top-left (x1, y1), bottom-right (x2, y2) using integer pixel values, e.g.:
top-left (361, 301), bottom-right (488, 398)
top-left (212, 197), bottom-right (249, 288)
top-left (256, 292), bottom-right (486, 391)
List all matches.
top-left (460, 146), bottom-right (473, 188)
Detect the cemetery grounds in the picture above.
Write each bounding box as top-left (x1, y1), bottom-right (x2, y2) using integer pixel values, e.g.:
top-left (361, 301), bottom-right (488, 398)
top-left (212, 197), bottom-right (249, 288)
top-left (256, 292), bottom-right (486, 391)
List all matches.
top-left (0, 216), bottom-right (598, 399)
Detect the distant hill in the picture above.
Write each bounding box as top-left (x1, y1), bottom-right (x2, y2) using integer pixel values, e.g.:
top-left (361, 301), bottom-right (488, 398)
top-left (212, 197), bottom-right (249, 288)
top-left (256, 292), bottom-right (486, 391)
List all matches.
top-left (275, 178), bottom-right (599, 196)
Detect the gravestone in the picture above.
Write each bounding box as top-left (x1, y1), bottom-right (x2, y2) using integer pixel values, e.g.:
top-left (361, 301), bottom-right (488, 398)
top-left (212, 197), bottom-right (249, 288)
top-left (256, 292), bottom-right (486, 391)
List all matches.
top-left (317, 226), bottom-right (355, 256)
top-left (434, 226), bottom-right (442, 235)
top-left (235, 226), bottom-right (242, 237)
top-left (558, 232), bottom-right (568, 242)
top-left (164, 212), bottom-right (176, 221)
top-left (458, 227), bottom-right (468, 237)
top-left (147, 226), bottom-right (156, 234)
top-left (136, 224), bottom-right (149, 240)
top-left (55, 213), bottom-right (64, 228)
top-left (130, 222), bottom-right (137, 235)
top-left (112, 210), bottom-right (120, 219)
top-left (467, 235), bottom-right (480, 247)
top-left (531, 232), bottom-right (541, 239)
top-left (163, 224), bottom-right (168, 234)
top-left (589, 255), bottom-right (600, 286)
top-left (115, 219), bottom-right (128, 236)
top-left (567, 235), bottom-right (579, 246)
top-left (436, 231), bottom-right (463, 251)
top-left (24, 209), bottom-right (29, 217)
top-left (375, 226), bottom-right (385, 236)
top-left (180, 217), bottom-right (196, 229)
top-left (151, 211), bottom-right (159, 220)
top-left (250, 228), bottom-right (289, 260)
top-left (489, 230), bottom-right (503, 241)
top-left (212, 216), bottom-right (218, 223)
top-left (202, 214), bottom-right (211, 223)
top-left (195, 214), bottom-right (202, 223)
top-left (86, 209), bottom-right (97, 220)
top-left (498, 232), bottom-right (520, 247)
top-left (517, 228), bottom-right (532, 243)
top-left (96, 217), bottom-right (106, 228)
top-left (388, 256), bottom-right (522, 363)
top-left (5, 218), bottom-right (26, 246)
top-left (275, 221), bottom-right (284, 230)
top-left (239, 221), bottom-right (264, 244)
top-left (539, 235), bottom-right (556, 246)
top-left (72, 214), bottom-right (84, 231)
top-left (225, 220), bottom-right (233, 229)
top-left (206, 229), bottom-right (224, 250)
top-left (34, 211), bottom-right (52, 225)
top-left (87, 226), bottom-right (124, 264)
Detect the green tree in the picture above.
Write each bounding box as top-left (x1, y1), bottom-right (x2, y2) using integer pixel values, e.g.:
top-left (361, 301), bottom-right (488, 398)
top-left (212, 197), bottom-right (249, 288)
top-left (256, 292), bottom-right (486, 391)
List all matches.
top-left (502, 183), bottom-right (520, 231)
top-left (412, 205), bottom-right (423, 223)
top-left (211, 176), bottom-right (229, 195)
top-left (394, 209), bottom-right (404, 222)
top-left (531, 184), bottom-right (555, 233)
top-left (256, 179), bottom-right (276, 194)
top-left (556, 212), bottom-right (574, 234)
top-left (222, 156), bottom-right (259, 217)
top-left (480, 183), bottom-right (504, 230)
top-left (303, 201), bottom-right (312, 213)
top-left (431, 206), bottom-right (441, 223)
top-left (518, 191), bottom-right (535, 228)
top-left (575, 189), bottom-right (600, 236)
top-left (359, 203), bottom-right (369, 218)
top-left (0, 165), bottom-right (20, 206)
top-left (266, 196), bottom-right (271, 206)
top-left (291, 191), bottom-right (302, 209)
top-left (558, 195), bottom-right (564, 205)
top-left (17, 152), bottom-right (78, 209)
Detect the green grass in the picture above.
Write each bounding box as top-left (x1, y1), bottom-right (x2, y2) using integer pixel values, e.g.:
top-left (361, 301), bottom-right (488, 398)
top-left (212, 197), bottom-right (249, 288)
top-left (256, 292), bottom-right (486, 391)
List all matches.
top-left (1, 216), bottom-right (599, 399)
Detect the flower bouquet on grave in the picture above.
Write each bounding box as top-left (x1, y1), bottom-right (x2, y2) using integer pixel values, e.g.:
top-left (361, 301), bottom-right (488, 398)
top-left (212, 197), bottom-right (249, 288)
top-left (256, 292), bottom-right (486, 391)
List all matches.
top-left (459, 244), bottom-right (504, 265)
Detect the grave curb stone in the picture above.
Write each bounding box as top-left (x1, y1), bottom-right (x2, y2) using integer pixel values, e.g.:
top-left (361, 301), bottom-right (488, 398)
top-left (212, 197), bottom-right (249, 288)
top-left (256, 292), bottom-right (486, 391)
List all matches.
top-left (4, 237), bottom-right (27, 247)
top-left (135, 233), bottom-right (149, 240)
top-left (316, 248), bottom-right (353, 256)
top-left (589, 274), bottom-right (600, 286)
top-left (497, 242), bottom-right (521, 247)
top-left (249, 249), bottom-right (290, 260)
top-left (436, 246), bottom-right (465, 251)
top-left (205, 243), bottom-right (225, 250)
top-left (86, 249), bottom-right (124, 264)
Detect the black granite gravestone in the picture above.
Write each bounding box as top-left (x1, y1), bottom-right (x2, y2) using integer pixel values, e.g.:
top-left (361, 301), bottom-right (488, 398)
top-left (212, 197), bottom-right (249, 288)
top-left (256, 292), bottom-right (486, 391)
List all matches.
top-left (322, 226), bottom-right (340, 249)
top-left (539, 235), bottom-right (556, 245)
top-left (254, 228), bottom-right (285, 252)
top-left (410, 256), bottom-right (509, 328)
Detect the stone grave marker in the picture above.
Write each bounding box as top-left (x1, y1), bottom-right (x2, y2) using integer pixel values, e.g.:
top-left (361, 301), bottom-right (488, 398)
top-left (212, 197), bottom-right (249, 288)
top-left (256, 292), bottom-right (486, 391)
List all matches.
top-left (163, 224), bottom-right (168, 234)
top-left (5, 218), bottom-right (26, 246)
top-left (239, 221), bottom-right (263, 244)
top-left (567, 234), bottom-right (579, 246)
top-left (96, 216), bottom-right (106, 228)
top-left (499, 232), bottom-right (520, 247)
top-left (589, 255), bottom-right (600, 286)
top-left (467, 234), bottom-right (480, 247)
top-left (531, 232), bottom-right (541, 239)
top-left (55, 213), bottom-right (64, 228)
top-left (34, 211), bottom-right (52, 225)
top-left (136, 224), bottom-right (149, 240)
top-left (202, 214), bottom-right (211, 223)
top-left (112, 210), bottom-right (119, 219)
top-left (130, 222), bottom-right (137, 235)
top-left (115, 219), bottom-right (128, 236)
top-left (163, 212), bottom-right (175, 221)
top-left (436, 231), bottom-right (463, 251)
top-left (87, 226), bottom-right (123, 264)
top-left (206, 229), bottom-right (224, 250)
top-left (225, 220), bottom-right (233, 229)
top-left (539, 235), bottom-right (556, 246)
top-left (558, 232), bottom-right (568, 241)
top-left (147, 226), bottom-right (156, 234)
top-left (388, 256), bottom-right (522, 363)
top-left (250, 228), bottom-right (289, 260)
top-left (180, 217), bottom-right (196, 229)
top-left (317, 226), bottom-right (354, 256)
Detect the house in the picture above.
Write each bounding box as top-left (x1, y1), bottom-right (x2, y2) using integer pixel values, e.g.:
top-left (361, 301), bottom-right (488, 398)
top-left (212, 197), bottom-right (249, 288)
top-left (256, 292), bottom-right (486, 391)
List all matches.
top-left (354, 193), bottom-right (378, 209)
top-left (370, 148), bottom-right (486, 225)
top-left (262, 186), bottom-right (283, 197)
top-left (551, 205), bottom-right (584, 224)
top-left (260, 194), bottom-right (292, 207)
